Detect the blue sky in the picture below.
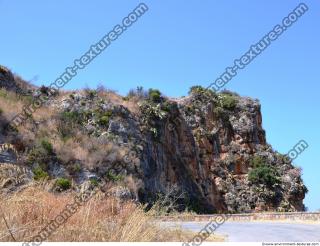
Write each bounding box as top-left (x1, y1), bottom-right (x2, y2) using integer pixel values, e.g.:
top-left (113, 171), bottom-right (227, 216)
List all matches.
top-left (0, 0), bottom-right (319, 211)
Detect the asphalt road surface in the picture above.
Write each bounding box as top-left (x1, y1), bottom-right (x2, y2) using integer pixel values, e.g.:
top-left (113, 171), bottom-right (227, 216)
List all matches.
top-left (163, 221), bottom-right (320, 242)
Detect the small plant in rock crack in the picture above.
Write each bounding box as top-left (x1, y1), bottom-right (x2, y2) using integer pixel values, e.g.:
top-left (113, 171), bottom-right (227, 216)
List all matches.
top-left (138, 100), bottom-right (168, 139)
top-left (105, 170), bottom-right (123, 182)
top-left (33, 166), bottom-right (49, 181)
top-left (90, 178), bottom-right (99, 187)
top-left (55, 178), bottom-right (71, 191)
top-left (40, 139), bottom-right (53, 154)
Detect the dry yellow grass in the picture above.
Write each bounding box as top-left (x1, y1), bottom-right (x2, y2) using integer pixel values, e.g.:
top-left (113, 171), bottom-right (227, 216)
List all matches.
top-left (0, 89), bottom-right (24, 118)
top-left (0, 185), bottom-right (224, 242)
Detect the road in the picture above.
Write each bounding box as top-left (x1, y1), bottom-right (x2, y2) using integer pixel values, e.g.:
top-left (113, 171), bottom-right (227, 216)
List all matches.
top-left (163, 221), bottom-right (320, 242)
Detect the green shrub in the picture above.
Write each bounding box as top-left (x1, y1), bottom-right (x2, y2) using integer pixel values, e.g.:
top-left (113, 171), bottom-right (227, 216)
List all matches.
top-left (250, 156), bottom-right (266, 168)
top-left (105, 171), bottom-right (123, 182)
top-left (90, 178), bottom-right (99, 187)
top-left (220, 90), bottom-right (239, 97)
top-left (248, 164), bottom-right (280, 187)
top-left (0, 108), bottom-right (3, 115)
top-left (213, 106), bottom-right (224, 116)
top-left (58, 110), bottom-right (90, 140)
top-left (27, 148), bottom-right (44, 165)
top-left (27, 139), bottom-right (55, 167)
top-left (161, 101), bottom-right (174, 112)
top-left (189, 85), bottom-right (205, 94)
top-left (40, 139), bottom-right (53, 154)
top-left (99, 116), bottom-right (110, 126)
top-left (33, 167), bottom-right (49, 181)
top-left (103, 110), bottom-right (113, 117)
top-left (219, 94), bottom-right (237, 110)
top-left (85, 89), bottom-right (97, 99)
top-left (55, 178), bottom-right (71, 191)
top-left (69, 163), bottom-right (81, 174)
top-left (60, 111), bottom-right (85, 124)
top-left (188, 86), bottom-right (216, 99)
top-left (98, 110), bottom-right (112, 126)
top-left (148, 89), bottom-right (161, 103)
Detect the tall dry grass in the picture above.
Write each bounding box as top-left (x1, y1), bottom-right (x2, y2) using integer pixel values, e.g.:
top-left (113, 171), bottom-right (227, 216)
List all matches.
top-left (0, 185), bottom-right (224, 242)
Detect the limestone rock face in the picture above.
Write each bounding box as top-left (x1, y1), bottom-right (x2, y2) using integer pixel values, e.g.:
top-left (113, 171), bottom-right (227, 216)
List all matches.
top-left (0, 67), bottom-right (307, 213)
top-left (49, 89), bottom-right (309, 213)
top-left (132, 91), bottom-right (307, 213)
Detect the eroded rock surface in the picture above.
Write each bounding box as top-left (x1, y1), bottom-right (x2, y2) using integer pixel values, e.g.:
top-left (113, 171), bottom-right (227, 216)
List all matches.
top-left (0, 67), bottom-right (308, 213)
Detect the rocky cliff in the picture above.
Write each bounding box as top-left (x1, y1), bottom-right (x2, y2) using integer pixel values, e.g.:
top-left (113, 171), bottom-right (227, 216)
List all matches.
top-left (0, 66), bottom-right (308, 213)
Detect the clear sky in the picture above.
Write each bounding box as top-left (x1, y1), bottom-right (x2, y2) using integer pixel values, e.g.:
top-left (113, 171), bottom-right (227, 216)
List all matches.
top-left (0, 0), bottom-right (319, 211)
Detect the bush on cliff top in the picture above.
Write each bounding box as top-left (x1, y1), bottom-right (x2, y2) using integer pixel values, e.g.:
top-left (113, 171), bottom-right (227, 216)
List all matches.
top-left (188, 85), bottom-right (206, 94)
top-left (219, 94), bottom-right (237, 110)
top-left (188, 85), bottom-right (216, 99)
top-left (148, 88), bottom-right (162, 103)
